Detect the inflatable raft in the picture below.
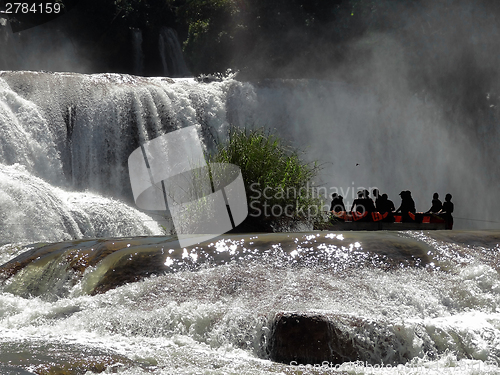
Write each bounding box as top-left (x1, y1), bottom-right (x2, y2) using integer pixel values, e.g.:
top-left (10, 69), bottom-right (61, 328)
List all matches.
top-left (316, 211), bottom-right (451, 231)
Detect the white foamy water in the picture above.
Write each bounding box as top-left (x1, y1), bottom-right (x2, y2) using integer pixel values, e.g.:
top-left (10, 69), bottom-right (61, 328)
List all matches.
top-left (0, 71), bottom-right (500, 374)
top-left (0, 70), bottom-right (499, 244)
top-left (0, 231), bottom-right (500, 374)
top-left (0, 163), bottom-right (163, 245)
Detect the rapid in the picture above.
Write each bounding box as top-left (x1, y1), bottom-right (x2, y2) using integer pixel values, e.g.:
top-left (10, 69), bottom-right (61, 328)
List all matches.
top-left (0, 71), bottom-right (500, 374)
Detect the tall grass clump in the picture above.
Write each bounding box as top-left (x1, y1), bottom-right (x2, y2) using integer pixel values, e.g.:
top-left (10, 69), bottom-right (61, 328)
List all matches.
top-left (210, 126), bottom-right (325, 232)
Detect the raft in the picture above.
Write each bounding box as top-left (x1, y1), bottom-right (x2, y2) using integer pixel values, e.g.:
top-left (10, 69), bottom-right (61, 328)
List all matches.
top-left (316, 211), bottom-right (451, 231)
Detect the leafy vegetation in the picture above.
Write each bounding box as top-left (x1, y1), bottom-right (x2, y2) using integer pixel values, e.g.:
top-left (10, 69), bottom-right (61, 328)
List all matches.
top-left (177, 0), bottom-right (237, 73)
top-left (36, 0), bottom-right (426, 76)
top-left (209, 127), bottom-right (324, 232)
top-left (10, 0), bottom-right (500, 80)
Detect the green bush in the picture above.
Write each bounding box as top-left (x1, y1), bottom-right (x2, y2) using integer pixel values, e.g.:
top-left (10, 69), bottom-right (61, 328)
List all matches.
top-left (209, 126), bottom-right (325, 231)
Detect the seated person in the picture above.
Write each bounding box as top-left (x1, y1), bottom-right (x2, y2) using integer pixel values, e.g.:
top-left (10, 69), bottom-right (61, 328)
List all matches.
top-left (330, 193), bottom-right (346, 213)
top-left (425, 193), bottom-right (443, 214)
top-left (363, 189), bottom-right (376, 213)
top-left (372, 188), bottom-right (381, 211)
top-left (395, 190), bottom-right (416, 222)
top-left (377, 193), bottom-right (395, 222)
top-left (439, 193), bottom-right (454, 229)
top-left (350, 190), bottom-right (375, 220)
top-left (351, 191), bottom-right (367, 213)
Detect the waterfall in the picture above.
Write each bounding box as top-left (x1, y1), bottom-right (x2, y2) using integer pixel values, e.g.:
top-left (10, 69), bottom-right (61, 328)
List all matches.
top-left (1, 70), bottom-right (500, 375)
top-left (0, 17), bottom-right (9, 68)
top-left (0, 70), bottom-right (499, 245)
top-left (0, 71), bottom-right (238, 244)
top-left (159, 27), bottom-right (190, 77)
top-left (131, 28), bottom-right (145, 76)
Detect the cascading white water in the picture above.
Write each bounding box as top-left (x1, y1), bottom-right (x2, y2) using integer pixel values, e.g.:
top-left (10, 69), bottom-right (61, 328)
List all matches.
top-left (1, 71), bottom-right (500, 374)
top-left (1, 70), bottom-right (499, 246)
top-left (0, 164), bottom-right (162, 244)
top-left (159, 27), bottom-right (191, 77)
top-left (131, 29), bottom-right (145, 76)
top-left (0, 71), bottom-right (248, 244)
top-left (1, 231), bottom-right (500, 374)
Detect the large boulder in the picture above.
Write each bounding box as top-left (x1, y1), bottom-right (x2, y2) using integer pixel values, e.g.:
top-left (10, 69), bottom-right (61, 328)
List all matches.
top-left (268, 312), bottom-right (412, 366)
top-left (269, 312), bottom-right (360, 365)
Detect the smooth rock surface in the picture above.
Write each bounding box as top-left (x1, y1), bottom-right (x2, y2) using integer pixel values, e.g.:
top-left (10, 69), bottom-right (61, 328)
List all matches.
top-left (0, 232), bottom-right (434, 297)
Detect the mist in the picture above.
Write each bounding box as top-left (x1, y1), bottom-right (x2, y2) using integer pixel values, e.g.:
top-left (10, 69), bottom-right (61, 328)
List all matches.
top-left (219, 0), bottom-right (500, 229)
top-left (1, 0), bottom-right (499, 231)
top-left (0, 11), bottom-right (93, 73)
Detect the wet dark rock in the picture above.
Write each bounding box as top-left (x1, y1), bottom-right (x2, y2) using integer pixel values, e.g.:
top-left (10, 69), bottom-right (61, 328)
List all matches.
top-left (89, 245), bottom-right (170, 295)
top-left (0, 237), bottom-right (174, 297)
top-left (0, 341), bottom-right (142, 375)
top-left (195, 73), bottom-right (224, 83)
top-left (268, 312), bottom-right (411, 366)
top-left (269, 312), bottom-right (361, 365)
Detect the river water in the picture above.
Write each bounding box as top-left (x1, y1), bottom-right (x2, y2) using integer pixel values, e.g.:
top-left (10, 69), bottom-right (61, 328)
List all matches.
top-left (1, 230), bottom-right (500, 374)
top-left (1, 71), bottom-right (500, 374)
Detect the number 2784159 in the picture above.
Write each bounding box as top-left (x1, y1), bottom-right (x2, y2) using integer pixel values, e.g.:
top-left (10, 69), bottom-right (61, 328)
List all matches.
top-left (2, 3), bottom-right (62, 14)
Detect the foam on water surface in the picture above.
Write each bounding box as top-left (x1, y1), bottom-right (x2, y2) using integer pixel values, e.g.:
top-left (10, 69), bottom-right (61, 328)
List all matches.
top-left (0, 232), bottom-right (500, 374)
top-left (0, 71), bottom-right (500, 373)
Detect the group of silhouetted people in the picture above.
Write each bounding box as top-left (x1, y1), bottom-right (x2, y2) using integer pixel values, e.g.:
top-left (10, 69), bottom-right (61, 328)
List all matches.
top-left (330, 189), bottom-right (454, 226)
top-left (425, 192), bottom-right (454, 228)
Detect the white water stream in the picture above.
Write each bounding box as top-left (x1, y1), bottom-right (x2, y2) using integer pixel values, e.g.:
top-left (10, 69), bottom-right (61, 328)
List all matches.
top-left (1, 231), bottom-right (500, 374)
top-left (0, 71), bottom-right (499, 374)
